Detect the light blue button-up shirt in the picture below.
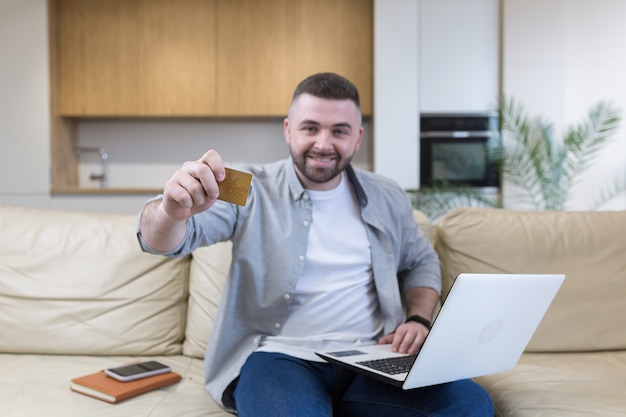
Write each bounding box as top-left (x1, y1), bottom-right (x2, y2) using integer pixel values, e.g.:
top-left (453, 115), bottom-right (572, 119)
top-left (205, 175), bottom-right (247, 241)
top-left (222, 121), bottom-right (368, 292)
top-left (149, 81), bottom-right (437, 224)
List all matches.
top-left (137, 158), bottom-right (441, 411)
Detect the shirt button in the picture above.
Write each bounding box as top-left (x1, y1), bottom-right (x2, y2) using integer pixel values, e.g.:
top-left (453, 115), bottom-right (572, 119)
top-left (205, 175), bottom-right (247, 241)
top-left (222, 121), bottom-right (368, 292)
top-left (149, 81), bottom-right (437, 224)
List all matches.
top-left (284, 294), bottom-right (291, 301)
top-left (303, 220), bottom-right (309, 227)
top-left (298, 255), bottom-right (305, 262)
top-left (274, 323), bottom-right (281, 329)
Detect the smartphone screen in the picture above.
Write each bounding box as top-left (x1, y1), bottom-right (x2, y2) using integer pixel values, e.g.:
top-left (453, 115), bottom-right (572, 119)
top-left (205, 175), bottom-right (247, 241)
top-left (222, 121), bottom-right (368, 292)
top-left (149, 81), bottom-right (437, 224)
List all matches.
top-left (104, 360), bottom-right (171, 382)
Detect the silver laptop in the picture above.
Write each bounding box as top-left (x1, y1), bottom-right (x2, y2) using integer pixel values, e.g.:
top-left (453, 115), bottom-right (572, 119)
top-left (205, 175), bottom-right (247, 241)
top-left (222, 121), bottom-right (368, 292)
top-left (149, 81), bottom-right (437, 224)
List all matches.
top-left (316, 273), bottom-right (565, 389)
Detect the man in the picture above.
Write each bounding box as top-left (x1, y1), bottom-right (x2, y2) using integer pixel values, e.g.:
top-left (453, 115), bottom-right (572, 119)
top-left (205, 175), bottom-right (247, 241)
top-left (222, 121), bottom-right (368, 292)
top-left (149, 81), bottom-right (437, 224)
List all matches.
top-left (137, 73), bottom-right (493, 416)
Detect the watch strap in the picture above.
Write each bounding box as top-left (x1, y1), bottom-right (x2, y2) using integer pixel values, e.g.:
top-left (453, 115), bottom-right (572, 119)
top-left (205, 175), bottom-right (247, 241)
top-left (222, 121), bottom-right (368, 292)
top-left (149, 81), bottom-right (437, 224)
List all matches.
top-left (405, 314), bottom-right (432, 330)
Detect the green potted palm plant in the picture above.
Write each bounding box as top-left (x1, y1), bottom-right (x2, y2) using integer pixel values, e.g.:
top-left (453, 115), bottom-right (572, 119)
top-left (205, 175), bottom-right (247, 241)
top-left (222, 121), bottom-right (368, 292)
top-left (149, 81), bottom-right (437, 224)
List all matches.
top-left (493, 97), bottom-right (623, 210)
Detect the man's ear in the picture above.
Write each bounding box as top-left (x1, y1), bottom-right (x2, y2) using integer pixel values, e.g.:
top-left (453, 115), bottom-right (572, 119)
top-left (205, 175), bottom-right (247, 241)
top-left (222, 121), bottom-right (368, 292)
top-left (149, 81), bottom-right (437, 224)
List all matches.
top-left (283, 117), bottom-right (291, 144)
top-left (354, 126), bottom-right (364, 152)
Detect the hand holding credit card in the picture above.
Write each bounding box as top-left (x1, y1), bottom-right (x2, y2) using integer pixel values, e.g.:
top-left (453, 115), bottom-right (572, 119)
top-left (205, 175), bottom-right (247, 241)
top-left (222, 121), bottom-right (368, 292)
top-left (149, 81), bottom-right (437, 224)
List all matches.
top-left (217, 167), bottom-right (252, 206)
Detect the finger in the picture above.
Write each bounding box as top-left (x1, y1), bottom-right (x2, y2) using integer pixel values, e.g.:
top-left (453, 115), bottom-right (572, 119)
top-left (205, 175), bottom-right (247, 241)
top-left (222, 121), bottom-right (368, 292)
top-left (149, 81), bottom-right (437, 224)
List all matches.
top-left (394, 322), bottom-right (429, 354)
top-left (182, 167), bottom-right (216, 202)
top-left (395, 330), bottom-right (416, 354)
top-left (401, 334), bottom-right (423, 356)
top-left (163, 182), bottom-right (193, 210)
top-left (400, 325), bottom-right (428, 355)
top-left (389, 327), bottom-right (408, 353)
top-left (162, 167), bottom-right (215, 215)
top-left (178, 161), bottom-right (220, 202)
top-left (378, 334), bottom-right (394, 345)
top-left (199, 150), bottom-right (226, 182)
top-left (406, 338), bottom-right (424, 356)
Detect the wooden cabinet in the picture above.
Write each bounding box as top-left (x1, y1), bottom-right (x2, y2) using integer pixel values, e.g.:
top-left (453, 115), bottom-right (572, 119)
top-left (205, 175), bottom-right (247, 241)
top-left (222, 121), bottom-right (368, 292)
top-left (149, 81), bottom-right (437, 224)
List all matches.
top-left (53, 0), bottom-right (371, 117)
top-left (57, 0), bottom-right (138, 115)
top-left (215, 0), bottom-right (373, 116)
top-left (136, 0), bottom-right (217, 115)
top-left (215, 0), bottom-right (295, 116)
top-left (57, 0), bottom-right (217, 116)
top-left (291, 0), bottom-right (373, 116)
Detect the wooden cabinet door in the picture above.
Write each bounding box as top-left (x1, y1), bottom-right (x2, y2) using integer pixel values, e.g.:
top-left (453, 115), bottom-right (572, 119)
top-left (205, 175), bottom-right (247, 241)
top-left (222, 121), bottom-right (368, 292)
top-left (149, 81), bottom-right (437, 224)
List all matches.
top-left (215, 0), bottom-right (296, 116)
top-left (292, 0), bottom-right (373, 115)
top-left (136, 0), bottom-right (217, 115)
top-left (215, 0), bottom-right (373, 116)
top-left (56, 0), bottom-right (217, 116)
top-left (57, 0), bottom-right (140, 115)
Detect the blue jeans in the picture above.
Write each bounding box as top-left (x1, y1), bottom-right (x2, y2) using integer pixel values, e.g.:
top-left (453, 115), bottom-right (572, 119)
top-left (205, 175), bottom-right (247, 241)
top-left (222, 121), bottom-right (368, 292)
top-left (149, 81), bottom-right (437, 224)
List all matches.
top-left (231, 352), bottom-right (494, 417)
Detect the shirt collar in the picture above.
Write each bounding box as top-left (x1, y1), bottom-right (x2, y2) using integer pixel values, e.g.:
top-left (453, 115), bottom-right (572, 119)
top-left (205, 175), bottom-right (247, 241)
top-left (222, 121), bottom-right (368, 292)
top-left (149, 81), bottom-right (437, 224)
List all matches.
top-left (345, 164), bottom-right (369, 207)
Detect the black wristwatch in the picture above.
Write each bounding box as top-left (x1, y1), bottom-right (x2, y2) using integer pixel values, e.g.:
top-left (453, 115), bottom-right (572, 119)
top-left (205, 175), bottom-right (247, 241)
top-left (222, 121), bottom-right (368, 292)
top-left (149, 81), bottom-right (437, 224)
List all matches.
top-left (405, 314), bottom-right (432, 330)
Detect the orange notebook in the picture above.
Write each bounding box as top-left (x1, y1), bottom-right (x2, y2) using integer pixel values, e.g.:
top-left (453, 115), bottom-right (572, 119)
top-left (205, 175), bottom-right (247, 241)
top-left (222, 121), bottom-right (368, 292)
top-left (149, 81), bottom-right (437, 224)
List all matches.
top-left (70, 370), bottom-right (181, 403)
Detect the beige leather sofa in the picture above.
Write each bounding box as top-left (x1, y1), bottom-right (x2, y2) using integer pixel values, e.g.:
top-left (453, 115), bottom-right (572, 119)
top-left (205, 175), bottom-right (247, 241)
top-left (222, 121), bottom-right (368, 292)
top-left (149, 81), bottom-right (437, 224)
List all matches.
top-left (1, 203), bottom-right (625, 416)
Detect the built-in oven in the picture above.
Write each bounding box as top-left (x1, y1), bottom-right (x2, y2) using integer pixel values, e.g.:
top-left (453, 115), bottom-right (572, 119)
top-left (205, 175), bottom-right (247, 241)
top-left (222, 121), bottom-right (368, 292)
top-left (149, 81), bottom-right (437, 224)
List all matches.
top-left (419, 113), bottom-right (500, 188)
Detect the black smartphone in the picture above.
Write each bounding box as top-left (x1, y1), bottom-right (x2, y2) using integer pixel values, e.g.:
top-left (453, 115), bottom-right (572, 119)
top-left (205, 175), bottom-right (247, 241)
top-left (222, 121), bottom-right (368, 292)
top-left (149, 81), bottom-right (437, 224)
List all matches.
top-left (104, 360), bottom-right (172, 382)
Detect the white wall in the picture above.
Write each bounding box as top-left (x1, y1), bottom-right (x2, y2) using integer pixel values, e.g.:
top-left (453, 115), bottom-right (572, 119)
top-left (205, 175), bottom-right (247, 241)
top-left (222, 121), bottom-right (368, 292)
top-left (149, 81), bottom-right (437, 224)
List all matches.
top-left (0, 0), bottom-right (50, 205)
top-left (502, 0), bottom-right (626, 209)
top-left (373, 0), bottom-right (420, 190)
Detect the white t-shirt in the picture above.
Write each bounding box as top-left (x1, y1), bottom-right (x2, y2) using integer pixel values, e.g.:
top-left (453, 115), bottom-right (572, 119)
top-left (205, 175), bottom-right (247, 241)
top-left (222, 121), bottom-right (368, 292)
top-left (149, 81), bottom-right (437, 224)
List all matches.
top-left (257, 173), bottom-right (384, 361)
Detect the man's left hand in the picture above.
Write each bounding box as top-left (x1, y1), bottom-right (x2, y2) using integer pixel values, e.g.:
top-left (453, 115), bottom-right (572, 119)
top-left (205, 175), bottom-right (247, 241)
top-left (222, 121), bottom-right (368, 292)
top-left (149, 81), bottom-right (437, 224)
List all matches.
top-left (377, 321), bottom-right (429, 355)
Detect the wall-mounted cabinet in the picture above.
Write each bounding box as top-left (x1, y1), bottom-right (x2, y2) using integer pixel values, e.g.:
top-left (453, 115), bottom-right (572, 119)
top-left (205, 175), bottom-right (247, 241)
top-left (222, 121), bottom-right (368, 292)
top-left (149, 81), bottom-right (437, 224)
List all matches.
top-left (57, 0), bottom-right (218, 116)
top-left (418, 0), bottom-right (499, 113)
top-left (215, 0), bottom-right (373, 116)
top-left (53, 0), bottom-right (372, 117)
top-left (49, 0), bottom-right (372, 193)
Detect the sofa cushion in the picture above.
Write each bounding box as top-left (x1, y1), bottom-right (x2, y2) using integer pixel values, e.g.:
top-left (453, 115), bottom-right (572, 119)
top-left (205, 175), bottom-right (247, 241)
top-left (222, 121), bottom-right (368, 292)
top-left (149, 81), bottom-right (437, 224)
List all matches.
top-left (0, 353), bottom-right (230, 417)
top-left (475, 351), bottom-right (626, 417)
top-left (0, 204), bottom-right (189, 355)
top-left (435, 207), bottom-right (626, 352)
top-left (183, 241), bottom-right (232, 359)
top-left (412, 209), bottom-right (435, 247)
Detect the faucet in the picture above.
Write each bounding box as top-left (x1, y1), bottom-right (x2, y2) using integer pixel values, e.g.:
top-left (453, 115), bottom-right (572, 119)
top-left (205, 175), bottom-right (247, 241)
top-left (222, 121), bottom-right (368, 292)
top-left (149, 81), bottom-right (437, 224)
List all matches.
top-left (74, 146), bottom-right (109, 188)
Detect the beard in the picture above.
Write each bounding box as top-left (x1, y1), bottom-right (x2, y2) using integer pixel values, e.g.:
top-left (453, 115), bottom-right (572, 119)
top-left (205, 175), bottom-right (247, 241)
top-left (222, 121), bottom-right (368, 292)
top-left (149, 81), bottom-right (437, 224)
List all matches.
top-left (290, 148), bottom-right (353, 185)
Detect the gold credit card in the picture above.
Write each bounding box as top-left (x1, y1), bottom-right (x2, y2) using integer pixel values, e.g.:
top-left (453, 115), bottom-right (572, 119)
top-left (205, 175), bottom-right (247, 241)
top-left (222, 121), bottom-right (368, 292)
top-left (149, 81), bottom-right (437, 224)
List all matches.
top-left (217, 167), bottom-right (252, 206)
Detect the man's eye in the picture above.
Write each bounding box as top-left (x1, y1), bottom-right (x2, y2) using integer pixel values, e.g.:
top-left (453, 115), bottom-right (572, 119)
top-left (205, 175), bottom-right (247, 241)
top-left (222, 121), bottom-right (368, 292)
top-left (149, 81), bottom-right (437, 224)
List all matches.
top-left (304, 126), bottom-right (317, 133)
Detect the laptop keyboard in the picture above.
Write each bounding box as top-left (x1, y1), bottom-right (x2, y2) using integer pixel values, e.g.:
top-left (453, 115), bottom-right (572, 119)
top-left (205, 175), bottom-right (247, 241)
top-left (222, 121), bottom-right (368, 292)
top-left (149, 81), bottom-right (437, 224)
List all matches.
top-left (356, 355), bottom-right (417, 375)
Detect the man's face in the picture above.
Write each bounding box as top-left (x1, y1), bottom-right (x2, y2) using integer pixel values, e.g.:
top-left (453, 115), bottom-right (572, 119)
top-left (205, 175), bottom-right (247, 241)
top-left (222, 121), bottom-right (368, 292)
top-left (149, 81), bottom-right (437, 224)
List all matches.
top-left (284, 94), bottom-right (364, 191)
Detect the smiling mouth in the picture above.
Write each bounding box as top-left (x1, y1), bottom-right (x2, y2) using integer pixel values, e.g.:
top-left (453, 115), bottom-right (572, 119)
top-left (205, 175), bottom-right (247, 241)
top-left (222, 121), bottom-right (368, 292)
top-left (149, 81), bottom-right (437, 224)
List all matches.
top-left (308, 153), bottom-right (337, 163)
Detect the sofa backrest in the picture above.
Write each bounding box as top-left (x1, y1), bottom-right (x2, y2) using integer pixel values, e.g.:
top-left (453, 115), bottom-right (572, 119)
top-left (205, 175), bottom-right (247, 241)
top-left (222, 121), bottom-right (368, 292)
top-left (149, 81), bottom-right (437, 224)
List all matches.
top-left (0, 204), bottom-right (189, 356)
top-left (183, 241), bottom-right (232, 358)
top-left (435, 207), bottom-right (626, 352)
top-left (412, 209), bottom-right (436, 247)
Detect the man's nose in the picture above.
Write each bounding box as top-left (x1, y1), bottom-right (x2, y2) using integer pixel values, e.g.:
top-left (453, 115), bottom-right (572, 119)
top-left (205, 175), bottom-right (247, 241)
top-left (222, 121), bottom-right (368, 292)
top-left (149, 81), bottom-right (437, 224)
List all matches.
top-left (313, 130), bottom-right (333, 150)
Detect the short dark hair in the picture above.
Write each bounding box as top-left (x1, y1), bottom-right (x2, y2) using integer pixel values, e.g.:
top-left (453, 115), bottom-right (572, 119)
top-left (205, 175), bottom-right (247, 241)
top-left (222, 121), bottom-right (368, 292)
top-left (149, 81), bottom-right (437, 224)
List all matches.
top-left (291, 72), bottom-right (360, 109)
